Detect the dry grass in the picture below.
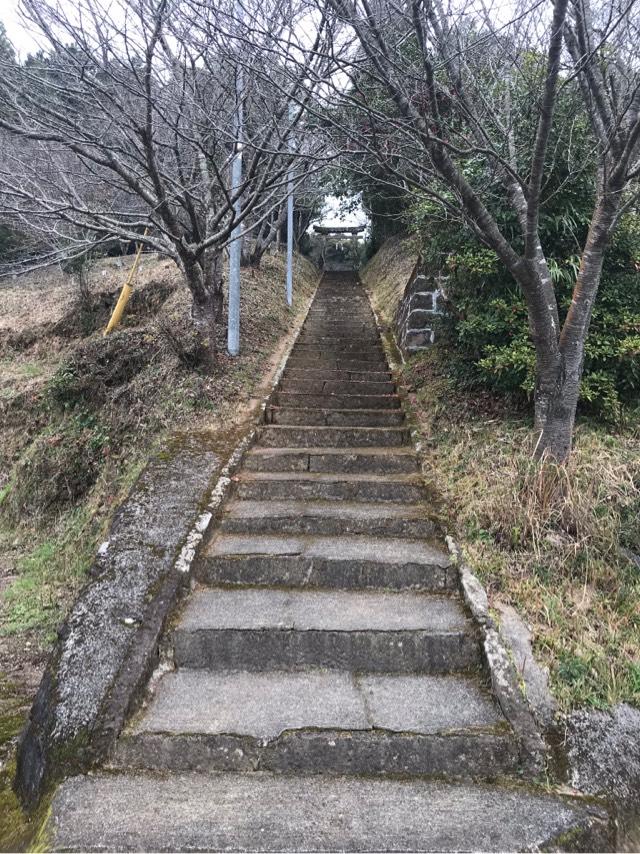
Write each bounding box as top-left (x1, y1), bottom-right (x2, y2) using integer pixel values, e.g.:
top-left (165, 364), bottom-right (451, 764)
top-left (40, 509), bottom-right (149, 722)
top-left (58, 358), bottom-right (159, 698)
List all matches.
top-left (405, 352), bottom-right (640, 710)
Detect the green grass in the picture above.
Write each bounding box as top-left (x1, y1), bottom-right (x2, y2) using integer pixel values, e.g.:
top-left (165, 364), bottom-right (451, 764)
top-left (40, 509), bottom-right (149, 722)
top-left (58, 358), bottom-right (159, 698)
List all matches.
top-left (0, 358), bottom-right (48, 380)
top-left (20, 362), bottom-right (45, 379)
top-left (1, 449), bottom-right (147, 640)
top-left (1, 508), bottom-right (97, 638)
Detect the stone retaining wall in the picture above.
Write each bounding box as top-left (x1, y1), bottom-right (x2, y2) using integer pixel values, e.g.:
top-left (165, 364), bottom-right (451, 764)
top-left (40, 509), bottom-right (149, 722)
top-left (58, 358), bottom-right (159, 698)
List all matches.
top-left (393, 271), bottom-right (443, 355)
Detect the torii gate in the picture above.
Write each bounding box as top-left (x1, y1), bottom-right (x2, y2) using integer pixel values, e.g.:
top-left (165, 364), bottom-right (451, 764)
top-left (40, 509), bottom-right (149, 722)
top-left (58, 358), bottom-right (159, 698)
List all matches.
top-left (313, 224), bottom-right (367, 270)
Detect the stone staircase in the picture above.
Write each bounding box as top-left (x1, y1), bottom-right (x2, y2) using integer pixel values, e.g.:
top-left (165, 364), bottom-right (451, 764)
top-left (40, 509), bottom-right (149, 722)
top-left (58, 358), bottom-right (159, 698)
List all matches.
top-left (47, 273), bottom-right (611, 852)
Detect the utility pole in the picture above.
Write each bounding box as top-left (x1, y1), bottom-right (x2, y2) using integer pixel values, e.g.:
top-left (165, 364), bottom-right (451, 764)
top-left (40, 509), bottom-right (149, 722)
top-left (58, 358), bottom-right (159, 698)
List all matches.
top-left (285, 102), bottom-right (295, 308)
top-left (227, 42), bottom-right (243, 354)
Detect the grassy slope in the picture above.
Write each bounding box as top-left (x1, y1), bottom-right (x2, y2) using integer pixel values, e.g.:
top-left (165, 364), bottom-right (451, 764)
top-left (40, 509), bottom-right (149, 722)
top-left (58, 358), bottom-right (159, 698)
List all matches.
top-left (360, 235), bottom-right (419, 326)
top-left (0, 251), bottom-right (317, 849)
top-left (363, 238), bottom-right (640, 712)
top-left (1, 251), bottom-right (316, 646)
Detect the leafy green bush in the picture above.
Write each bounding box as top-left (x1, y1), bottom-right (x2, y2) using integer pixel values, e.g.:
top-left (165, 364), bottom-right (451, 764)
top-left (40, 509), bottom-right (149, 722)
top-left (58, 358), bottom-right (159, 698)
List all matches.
top-left (413, 213), bottom-right (640, 422)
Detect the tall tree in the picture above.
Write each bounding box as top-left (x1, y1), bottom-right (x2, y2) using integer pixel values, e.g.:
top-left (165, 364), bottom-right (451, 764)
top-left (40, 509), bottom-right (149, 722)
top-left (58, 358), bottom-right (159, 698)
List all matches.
top-left (303, 0), bottom-right (640, 460)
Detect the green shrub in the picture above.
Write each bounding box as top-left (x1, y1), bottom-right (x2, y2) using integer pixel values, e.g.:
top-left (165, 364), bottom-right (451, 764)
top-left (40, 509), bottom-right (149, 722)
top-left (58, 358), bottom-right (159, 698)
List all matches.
top-left (418, 223), bottom-right (640, 422)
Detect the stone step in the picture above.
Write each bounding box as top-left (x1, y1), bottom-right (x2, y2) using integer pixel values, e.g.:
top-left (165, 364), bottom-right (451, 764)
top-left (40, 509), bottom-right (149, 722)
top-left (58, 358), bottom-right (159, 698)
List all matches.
top-left (279, 378), bottom-right (396, 395)
top-left (257, 425), bottom-right (410, 448)
top-left (197, 533), bottom-right (455, 591)
top-left (173, 588), bottom-right (478, 673)
top-left (283, 367), bottom-right (393, 383)
top-left (272, 392), bottom-right (401, 410)
top-left (113, 670), bottom-right (517, 779)
top-left (292, 341), bottom-right (384, 354)
top-left (296, 334), bottom-right (381, 346)
top-left (220, 499), bottom-right (436, 537)
top-left (266, 407), bottom-right (405, 428)
top-left (243, 447), bottom-right (418, 474)
top-left (47, 772), bottom-right (614, 853)
top-left (285, 358), bottom-right (391, 373)
top-left (235, 471), bottom-right (423, 502)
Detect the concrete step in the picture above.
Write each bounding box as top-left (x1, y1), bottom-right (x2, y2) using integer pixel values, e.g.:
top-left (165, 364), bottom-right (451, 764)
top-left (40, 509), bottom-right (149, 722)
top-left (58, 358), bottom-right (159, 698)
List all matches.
top-left (272, 392), bottom-right (401, 410)
top-left (296, 334), bottom-right (382, 346)
top-left (292, 343), bottom-right (385, 356)
top-left (173, 588), bottom-right (478, 673)
top-left (257, 425), bottom-right (410, 448)
top-left (47, 772), bottom-right (614, 852)
top-left (283, 367), bottom-right (393, 382)
top-left (286, 357), bottom-right (390, 372)
top-left (301, 327), bottom-right (376, 338)
top-left (197, 533), bottom-right (455, 591)
top-left (243, 447), bottom-right (418, 474)
top-left (279, 378), bottom-right (396, 395)
top-left (235, 471), bottom-right (423, 502)
top-left (113, 670), bottom-right (517, 778)
top-left (305, 315), bottom-right (374, 324)
top-left (266, 407), bottom-right (405, 428)
top-left (220, 499), bottom-right (436, 537)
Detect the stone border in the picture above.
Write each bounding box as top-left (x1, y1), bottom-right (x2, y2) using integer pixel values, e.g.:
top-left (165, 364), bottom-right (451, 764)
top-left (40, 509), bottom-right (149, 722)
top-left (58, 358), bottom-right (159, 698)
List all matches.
top-left (364, 276), bottom-right (547, 777)
top-left (446, 539), bottom-right (547, 775)
top-left (14, 276), bottom-right (320, 810)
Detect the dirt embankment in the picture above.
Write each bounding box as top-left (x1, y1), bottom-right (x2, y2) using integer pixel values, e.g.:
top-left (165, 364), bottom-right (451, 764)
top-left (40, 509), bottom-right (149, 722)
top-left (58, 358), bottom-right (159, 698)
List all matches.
top-left (0, 250), bottom-right (318, 847)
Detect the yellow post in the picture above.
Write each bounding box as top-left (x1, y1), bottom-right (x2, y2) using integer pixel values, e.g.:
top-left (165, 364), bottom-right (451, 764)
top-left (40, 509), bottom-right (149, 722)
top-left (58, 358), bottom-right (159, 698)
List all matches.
top-left (103, 229), bottom-right (148, 336)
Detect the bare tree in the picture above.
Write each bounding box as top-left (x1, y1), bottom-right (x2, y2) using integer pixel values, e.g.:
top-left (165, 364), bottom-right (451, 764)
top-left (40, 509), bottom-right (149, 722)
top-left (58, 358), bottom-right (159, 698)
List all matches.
top-left (241, 200), bottom-right (289, 267)
top-left (0, 0), bottom-right (327, 363)
top-left (302, 0), bottom-right (640, 461)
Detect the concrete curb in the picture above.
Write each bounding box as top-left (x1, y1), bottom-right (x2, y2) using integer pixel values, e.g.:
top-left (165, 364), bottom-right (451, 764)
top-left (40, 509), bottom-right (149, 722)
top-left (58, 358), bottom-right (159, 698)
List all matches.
top-left (446, 538), bottom-right (548, 776)
top-left (13, 275), bottom-right (319, 810)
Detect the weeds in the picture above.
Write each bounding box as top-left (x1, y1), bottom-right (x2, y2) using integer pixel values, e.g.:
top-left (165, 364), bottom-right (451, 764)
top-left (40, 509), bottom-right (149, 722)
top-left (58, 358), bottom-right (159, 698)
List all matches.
top-left (403, 349), bottom-right (640, 710)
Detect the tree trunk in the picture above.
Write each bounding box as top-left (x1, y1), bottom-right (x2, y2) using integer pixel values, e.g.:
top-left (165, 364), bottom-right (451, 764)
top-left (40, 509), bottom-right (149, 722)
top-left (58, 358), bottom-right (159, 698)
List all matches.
top-left (532, 183), bottom-right (622, 461)
top-left (203, 248), bottom-right (224, 322)
top-left (246, 206), bottom-right (287, 268)
top-left (190, 288), bottom-right (217, 369)
top-left (533, 355), bottom-right (581, 462)
top-left (182, 250), bottom-right (224, 368)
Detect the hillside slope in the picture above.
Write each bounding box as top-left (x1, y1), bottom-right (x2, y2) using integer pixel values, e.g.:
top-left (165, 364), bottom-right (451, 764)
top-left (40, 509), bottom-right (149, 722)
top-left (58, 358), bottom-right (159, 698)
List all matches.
top-left (0, 251), bottom-right (317, 846)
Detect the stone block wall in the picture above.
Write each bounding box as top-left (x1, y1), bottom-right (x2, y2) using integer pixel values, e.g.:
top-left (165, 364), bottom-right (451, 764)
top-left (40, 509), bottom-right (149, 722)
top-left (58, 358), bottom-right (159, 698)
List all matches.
top-left (393, 272), bottom-right (443, 355)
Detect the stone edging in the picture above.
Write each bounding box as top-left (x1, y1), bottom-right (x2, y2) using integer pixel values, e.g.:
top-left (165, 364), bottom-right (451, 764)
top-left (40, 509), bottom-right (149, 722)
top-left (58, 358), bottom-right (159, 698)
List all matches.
top-left (446, 538), bottom-right (547, 774)
top-left (14, 275), bottom-right (320, 810)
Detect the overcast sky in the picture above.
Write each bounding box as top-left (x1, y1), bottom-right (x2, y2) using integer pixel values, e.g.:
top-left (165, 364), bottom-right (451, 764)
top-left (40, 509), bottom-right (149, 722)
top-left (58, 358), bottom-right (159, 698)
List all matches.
top-left (0, 2), bottom-right (368, 232)
top-left (3, 0), bottom-right (42, 57)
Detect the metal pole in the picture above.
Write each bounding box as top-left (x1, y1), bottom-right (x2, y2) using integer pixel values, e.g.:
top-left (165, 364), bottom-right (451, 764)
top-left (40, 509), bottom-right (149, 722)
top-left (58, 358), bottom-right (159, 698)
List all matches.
top-left (285, 103), bottom-right (295, 308)
top-left (227, 61), bottom-right (243, 354)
